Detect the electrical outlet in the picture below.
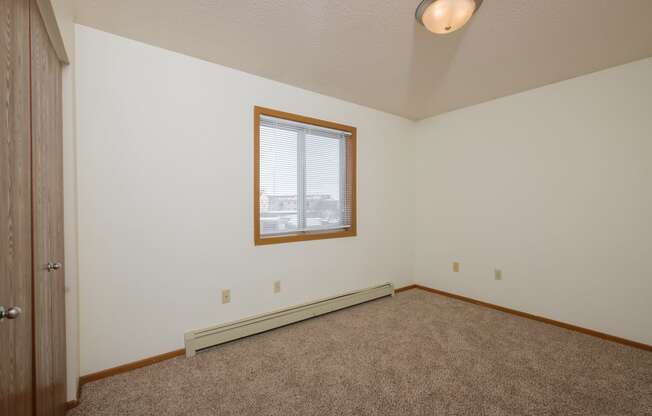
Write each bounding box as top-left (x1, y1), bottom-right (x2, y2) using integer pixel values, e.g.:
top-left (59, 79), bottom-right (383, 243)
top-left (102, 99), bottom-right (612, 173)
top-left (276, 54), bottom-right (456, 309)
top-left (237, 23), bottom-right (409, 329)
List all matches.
top-left (273, 281), bottom-right (281, 294)
top-left (453, 262), bottom-right (460, 273)
top-left (222, 289), bottom-right (231, 304)
top-left (495, 269), bottom-right (502, 281)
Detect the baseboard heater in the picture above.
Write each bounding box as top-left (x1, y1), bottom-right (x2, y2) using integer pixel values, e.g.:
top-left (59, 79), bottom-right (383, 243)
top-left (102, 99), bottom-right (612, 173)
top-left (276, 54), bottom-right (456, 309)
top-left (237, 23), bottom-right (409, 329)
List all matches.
top-left (184, 283), bottom-right (394, 357)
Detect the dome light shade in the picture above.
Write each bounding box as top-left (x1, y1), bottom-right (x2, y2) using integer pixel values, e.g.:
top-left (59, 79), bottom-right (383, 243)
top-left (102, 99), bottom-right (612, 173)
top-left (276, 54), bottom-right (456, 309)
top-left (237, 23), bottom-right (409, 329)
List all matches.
top-left (416, 0), bottom-right (483, 34)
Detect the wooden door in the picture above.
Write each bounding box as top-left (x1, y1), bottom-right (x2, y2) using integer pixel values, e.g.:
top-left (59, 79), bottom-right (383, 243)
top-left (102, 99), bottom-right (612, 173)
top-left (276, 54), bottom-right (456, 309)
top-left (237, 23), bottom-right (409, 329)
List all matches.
top-left (0, 1), bottom-right (33, 416)
top-left (30, 0), bottom-right (66, 415)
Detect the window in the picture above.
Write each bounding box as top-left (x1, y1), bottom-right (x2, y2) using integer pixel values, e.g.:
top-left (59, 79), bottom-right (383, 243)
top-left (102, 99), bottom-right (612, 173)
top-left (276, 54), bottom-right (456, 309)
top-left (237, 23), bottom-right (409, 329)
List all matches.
top-left (254, 106), bottom-right (356, 245)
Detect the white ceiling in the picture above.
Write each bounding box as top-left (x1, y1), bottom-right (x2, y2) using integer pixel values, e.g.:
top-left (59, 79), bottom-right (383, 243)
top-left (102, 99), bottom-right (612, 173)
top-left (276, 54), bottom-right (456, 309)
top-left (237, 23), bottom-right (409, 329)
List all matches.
top-left (74, 0), bottom-right (652, 120)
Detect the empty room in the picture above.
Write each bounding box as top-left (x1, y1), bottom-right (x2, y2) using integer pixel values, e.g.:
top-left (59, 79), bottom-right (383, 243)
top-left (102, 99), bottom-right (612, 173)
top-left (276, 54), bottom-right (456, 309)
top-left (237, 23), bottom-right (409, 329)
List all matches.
top-left (2, 0), bottom-right (652, 415)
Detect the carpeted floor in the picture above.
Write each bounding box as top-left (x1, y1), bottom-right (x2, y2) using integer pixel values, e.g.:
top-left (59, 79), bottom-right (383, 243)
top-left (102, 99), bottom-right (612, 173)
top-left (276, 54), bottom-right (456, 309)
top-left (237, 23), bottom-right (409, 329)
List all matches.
top-left (69, 289), bottom-right (652, 416)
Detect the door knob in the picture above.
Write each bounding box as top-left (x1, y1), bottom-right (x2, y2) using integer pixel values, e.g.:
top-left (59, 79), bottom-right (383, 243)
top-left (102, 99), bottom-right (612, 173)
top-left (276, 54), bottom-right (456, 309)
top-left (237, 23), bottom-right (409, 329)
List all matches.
top-left (0, 306), bottom-right (22, 321)
top-left (46, 261), bottom-right (63, 272)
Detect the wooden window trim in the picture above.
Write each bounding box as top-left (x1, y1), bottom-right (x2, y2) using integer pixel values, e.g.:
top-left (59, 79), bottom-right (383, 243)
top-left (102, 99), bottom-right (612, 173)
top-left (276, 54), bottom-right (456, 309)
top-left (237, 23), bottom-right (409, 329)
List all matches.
top-left (254, 106), bottom-right (357, 246)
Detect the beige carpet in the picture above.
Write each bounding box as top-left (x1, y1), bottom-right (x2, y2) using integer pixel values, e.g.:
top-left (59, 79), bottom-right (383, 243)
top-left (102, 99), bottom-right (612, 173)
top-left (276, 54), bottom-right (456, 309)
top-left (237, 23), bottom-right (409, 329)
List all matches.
top-left (69, 289), bottom-right (652, 415)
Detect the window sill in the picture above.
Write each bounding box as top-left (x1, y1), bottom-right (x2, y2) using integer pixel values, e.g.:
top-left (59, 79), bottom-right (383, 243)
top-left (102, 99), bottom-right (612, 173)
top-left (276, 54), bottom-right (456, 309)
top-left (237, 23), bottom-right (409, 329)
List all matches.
top-left (254, 228), bottom-right (357, 246)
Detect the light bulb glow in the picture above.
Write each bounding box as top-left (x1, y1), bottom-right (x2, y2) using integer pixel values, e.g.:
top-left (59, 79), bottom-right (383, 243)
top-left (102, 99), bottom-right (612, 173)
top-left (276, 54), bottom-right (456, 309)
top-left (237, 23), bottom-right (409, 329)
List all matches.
top-left (420, 0), bottom-right (477, 34)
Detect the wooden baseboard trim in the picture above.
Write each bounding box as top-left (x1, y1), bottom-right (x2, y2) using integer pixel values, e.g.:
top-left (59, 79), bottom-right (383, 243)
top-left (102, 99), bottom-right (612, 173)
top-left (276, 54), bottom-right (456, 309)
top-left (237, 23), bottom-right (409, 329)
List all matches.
top-left (395, 284), bottom-right (417, 293)
top-left (64, 379), bottom-right (82, 411)
top-left (402, 284), bottom-right (652, 353)
top-left (64, 399), bottom-right (79, 411)
top-left (79, 349), bottom-right (185, 386)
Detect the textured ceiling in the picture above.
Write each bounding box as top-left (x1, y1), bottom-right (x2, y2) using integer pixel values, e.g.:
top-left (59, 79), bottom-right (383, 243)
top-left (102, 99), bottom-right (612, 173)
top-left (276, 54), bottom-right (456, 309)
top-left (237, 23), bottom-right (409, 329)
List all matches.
top-left (74, 0), bottom-right (652, 120)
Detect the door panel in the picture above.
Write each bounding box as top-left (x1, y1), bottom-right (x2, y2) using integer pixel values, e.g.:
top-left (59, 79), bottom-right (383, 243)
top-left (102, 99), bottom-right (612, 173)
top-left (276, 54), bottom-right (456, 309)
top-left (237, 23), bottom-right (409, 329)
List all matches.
top-left (0, 1), bottom-right (33, 416)
top-left (30, 0), bottom-right (66, 415)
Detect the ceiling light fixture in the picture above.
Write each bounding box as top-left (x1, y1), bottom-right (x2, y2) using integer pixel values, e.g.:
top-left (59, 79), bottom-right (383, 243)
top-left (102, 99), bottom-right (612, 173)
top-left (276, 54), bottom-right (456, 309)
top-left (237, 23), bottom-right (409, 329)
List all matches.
top-left (415, 0), bottom-right (483, 34)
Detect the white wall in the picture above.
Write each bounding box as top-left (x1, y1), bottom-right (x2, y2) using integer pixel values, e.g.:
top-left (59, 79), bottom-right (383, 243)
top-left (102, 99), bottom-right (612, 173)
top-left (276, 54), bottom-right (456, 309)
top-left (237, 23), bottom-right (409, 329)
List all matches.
top-left (75, 22), bottom-right (652, 378)
top-left (48, 0), bottom-right (79, 401)
top-left (415, 57), bottom-right (652, 346)
top-left (75, 25), bottom-right (416, 375)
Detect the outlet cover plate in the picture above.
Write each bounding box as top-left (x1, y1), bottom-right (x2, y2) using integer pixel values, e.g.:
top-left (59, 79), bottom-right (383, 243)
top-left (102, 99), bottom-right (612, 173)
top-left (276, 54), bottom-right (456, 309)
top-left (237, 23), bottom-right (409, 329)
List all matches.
top-left (222, 289), bottom-right (231, 304)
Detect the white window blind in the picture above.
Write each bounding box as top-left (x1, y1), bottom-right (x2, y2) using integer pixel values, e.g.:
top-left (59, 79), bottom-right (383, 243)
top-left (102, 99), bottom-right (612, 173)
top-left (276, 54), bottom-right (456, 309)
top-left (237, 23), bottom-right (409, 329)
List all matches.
top-left (259, 114), bottom-right (353, 238)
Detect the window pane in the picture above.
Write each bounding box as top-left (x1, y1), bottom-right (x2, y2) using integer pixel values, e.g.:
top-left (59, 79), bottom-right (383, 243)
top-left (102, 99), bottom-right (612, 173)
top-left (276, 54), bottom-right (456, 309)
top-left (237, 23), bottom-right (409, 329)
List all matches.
top-left (259, 125), bottom-right (298, 235)
top-left (305, 133), bottom-right (344, 230)
top-left (257, 112), bottom-right (354, 241)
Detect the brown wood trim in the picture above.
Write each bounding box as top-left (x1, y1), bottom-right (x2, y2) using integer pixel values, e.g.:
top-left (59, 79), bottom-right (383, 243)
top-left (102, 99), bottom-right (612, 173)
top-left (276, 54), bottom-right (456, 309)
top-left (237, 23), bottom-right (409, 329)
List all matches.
top-left (255, 106), bottom-right (357, 133)
top-left (64, 398), bottom-right (79, 411)
top-left (409, 284), bottom-right (652, 353)
top-left (79, 349), bottom-right (185, 385)
top-left (63, 379), bottom-right (82, 411)
top-left (253, 106), bottom-right (261, 244)
top-left (395, 284), bottom-right (418, 293)
top-left (254, 228), bottom-right (357, 245)
top-left (253, 106), bottom-right (357, 246)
